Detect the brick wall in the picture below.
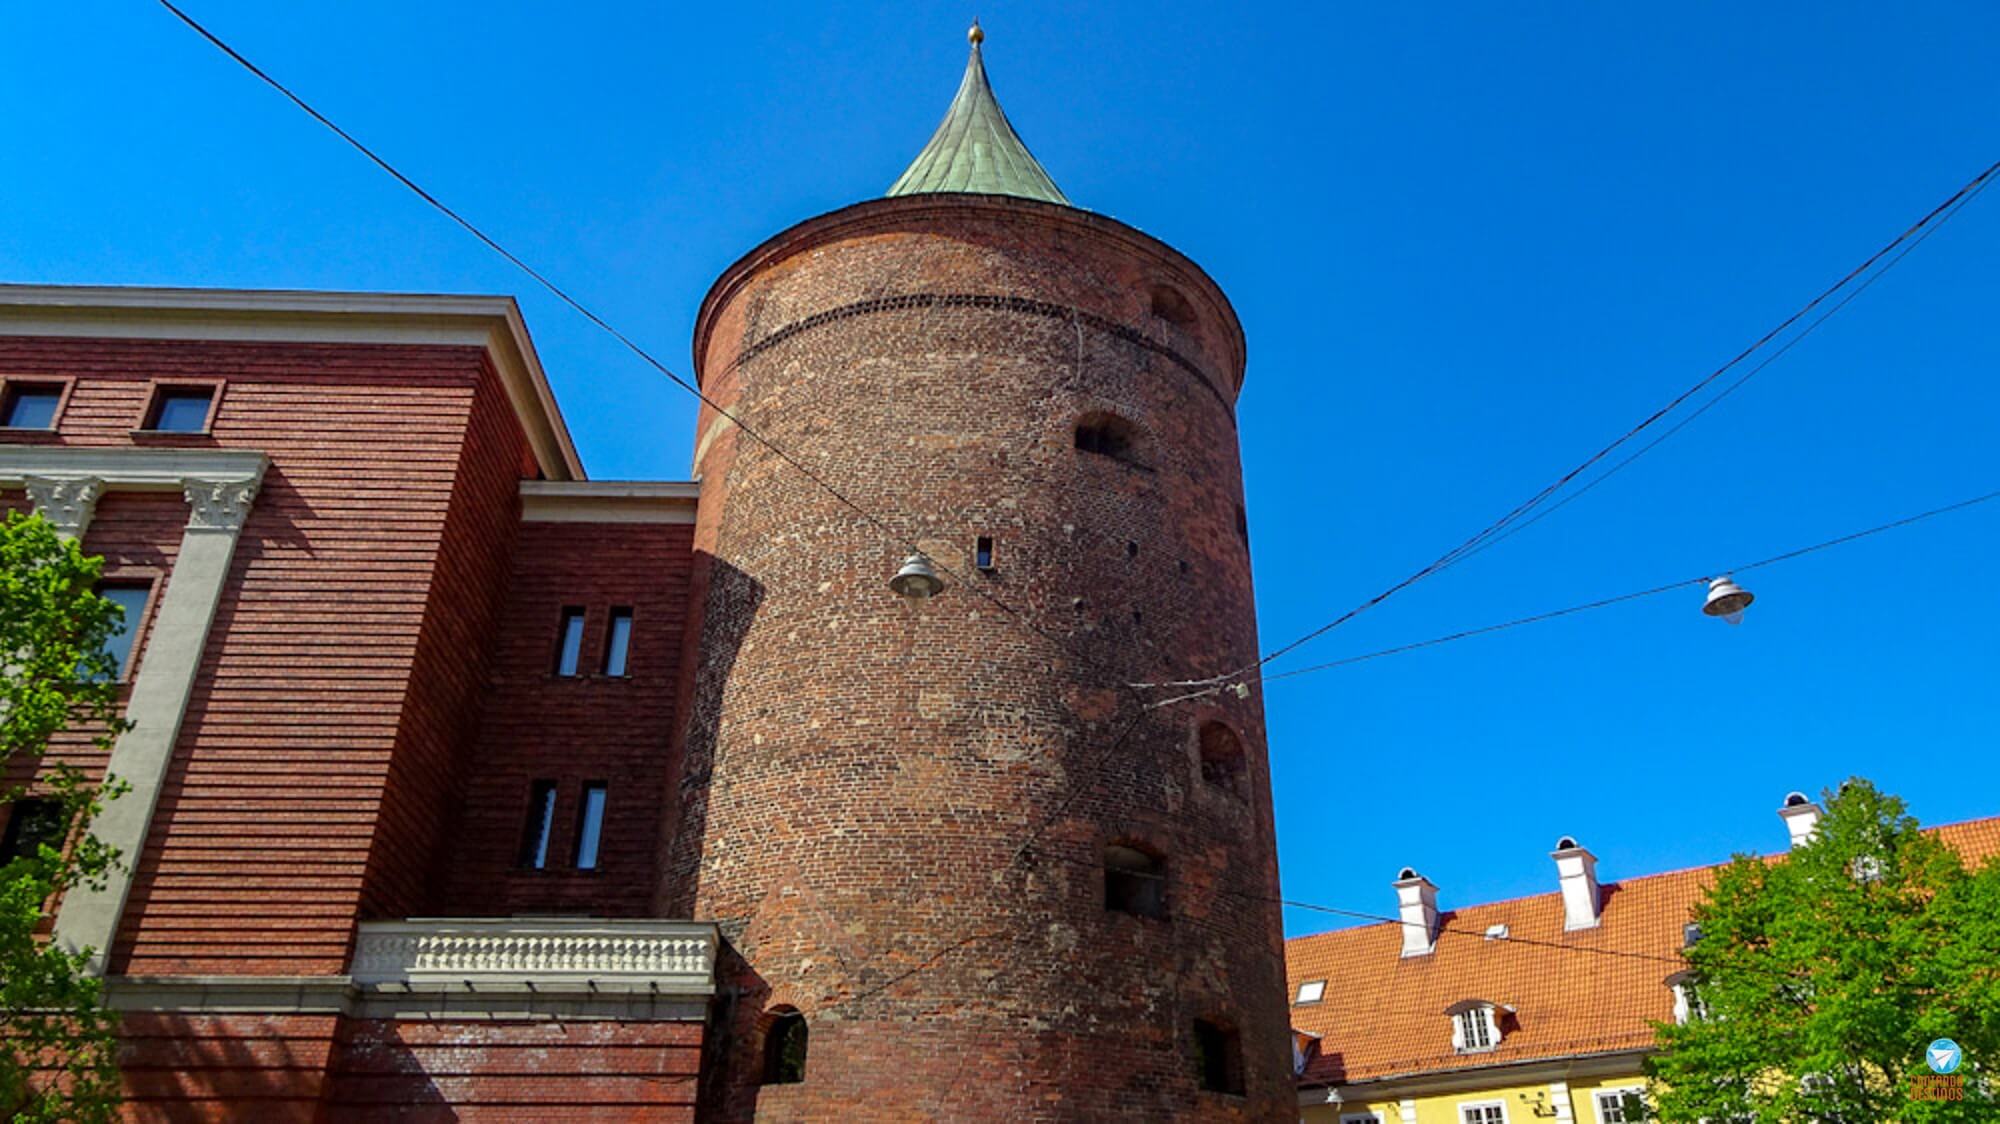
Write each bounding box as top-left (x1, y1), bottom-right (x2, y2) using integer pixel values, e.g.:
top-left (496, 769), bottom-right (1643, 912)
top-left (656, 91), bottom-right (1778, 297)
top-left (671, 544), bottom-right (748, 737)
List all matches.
top-left (440, 520), bottom-right (695, 916)
top-left (0, 336), bottom-right (530, 975)
top-left (325, 1018), bottom-right (703, 1121)
top-left (362, 359), bottom-right (530, 922)
top-left (673, 195), bottom-right (1293, 1120)
top-left (116, 1013), bottom-right (341, 1123)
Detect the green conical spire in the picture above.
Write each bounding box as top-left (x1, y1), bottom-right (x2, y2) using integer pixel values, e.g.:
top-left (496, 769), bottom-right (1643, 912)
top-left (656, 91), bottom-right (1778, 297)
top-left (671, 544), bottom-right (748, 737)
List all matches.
top-left (886, 22), bottom-right (1069, 205)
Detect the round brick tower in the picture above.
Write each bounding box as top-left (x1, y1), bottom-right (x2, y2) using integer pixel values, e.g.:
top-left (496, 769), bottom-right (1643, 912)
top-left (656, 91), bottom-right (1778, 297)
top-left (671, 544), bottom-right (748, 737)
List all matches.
top-left (667, 28), bottom-right (1291, 1121)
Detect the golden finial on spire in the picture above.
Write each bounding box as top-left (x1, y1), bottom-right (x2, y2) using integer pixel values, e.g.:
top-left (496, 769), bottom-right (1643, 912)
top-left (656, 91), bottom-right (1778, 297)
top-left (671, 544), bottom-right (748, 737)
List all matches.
top-left (968, 19), bottom-right (984, 47)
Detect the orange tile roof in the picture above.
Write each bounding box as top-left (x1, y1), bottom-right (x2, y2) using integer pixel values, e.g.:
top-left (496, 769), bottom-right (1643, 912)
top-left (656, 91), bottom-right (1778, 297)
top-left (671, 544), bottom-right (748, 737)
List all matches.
top-left (1284, 815), bottom-right (2000, 1087)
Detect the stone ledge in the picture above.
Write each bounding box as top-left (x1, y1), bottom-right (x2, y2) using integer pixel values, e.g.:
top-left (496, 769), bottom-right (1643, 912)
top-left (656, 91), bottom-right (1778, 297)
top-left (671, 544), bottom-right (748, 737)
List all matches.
top-left (352, 917), bottom-right (719, 997)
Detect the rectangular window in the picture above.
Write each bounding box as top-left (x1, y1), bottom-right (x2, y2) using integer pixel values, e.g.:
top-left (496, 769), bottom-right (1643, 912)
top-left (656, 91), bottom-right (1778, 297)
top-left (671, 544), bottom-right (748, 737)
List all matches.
top-left (0, 798), bottom-right (66, 863)
top-left (974, 536), bottom-right (995, 570)
top-left (142, 385), bottom-right (218, 433)
top-left (1339, 1116), bottom-right (1383, 1124)
top-left (602, 608), bottom-right (633, 676)
top-left (1, 381), bottom-right (64, 429)
top-left (1595, 1090), bottom-right (1647, 1123)
top-left (97, 582), bottom-right (152, 680)
top-left (574, 782), bottom-right (607, 870)
top-left (1461, 1104), bottom-right (1507, 1124)
top-left (553, 608), bottom-right (586, 676)
top-left (1457, 1007), bottom-right (1495, 1050)
top-left (517, 780), bottom-right (558, 869)
top-left (1294, 980), bottom-right (1326, 1004)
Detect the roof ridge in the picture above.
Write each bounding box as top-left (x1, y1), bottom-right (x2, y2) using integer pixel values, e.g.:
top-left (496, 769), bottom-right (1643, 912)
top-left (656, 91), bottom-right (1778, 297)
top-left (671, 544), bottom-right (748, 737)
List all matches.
top-left (1285, 812), bottom-right (2000, 948)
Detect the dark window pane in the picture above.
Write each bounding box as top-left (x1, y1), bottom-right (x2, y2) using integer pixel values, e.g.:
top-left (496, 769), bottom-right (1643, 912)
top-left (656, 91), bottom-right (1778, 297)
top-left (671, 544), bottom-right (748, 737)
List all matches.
top-left (554, 609), bottom-right (585, 676)
top-left (574, 783), bottom-right (607, 870)
top-left (98, 584), bottom-right (151, 679)
top-left (1193, 1019), bottom-right (1243, 1094)
top-left (518, 780), bottom-right (558, 869)
top-left (1104, 845), bottom-right (1166, 918)
top-left (762, 1012), bottom-right (808, 1084)
top-left (0, 799), bottom-right (66, 863)
top-left (2, 384), bottom-right (62, 429)
top-left (603, 609), bottom-right (633, 676)
top-left (147, 387), bottom-right (215, 432)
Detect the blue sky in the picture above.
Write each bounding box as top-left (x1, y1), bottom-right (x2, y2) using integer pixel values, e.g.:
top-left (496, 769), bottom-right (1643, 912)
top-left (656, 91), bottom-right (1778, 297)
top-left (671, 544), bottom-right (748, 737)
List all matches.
top-left (5, 3), bottom-right (1996, 936)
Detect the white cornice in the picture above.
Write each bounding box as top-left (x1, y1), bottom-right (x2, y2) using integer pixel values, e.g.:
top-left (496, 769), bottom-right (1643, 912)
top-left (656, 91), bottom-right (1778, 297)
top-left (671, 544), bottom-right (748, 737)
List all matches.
top-left (0, 284), bottom-right (584, 482)
top-left (0, 445), bottom-right (268, 489)
top-left (519, 479), bottom-right (700, 524)
top-left (1297, 1046), bottom-right (1652, 1105)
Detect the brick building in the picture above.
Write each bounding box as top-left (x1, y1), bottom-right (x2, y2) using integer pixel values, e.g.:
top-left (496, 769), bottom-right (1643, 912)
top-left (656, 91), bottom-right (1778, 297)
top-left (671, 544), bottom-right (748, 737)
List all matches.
top-left (1, 27), bottom-right (1292, 1121)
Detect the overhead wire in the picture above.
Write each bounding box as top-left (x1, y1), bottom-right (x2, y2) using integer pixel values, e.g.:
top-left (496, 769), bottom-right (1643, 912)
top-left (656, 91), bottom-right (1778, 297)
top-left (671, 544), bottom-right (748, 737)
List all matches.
top-left (1142, 154), bottom-right (2000, 696)
top-left (1451, 171), bottom-right (1997, 567)
top-left (1144, 487), bottom-right (2000, 706)
top-left (152, 0), bottom-right (1121, 694)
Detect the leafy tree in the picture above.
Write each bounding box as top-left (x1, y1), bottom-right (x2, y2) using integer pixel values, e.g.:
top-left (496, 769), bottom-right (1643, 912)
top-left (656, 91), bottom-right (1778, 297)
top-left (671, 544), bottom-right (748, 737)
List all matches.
top-left (1648, 778), bottom-right (2000, 1122)
top-left (1, 510), bottom-right (133, 1122)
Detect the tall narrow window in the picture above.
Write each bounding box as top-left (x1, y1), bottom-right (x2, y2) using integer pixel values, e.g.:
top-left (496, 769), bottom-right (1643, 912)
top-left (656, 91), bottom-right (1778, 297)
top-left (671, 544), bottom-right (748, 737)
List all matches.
top-left (97, 583), bottom-right (152, 681)
top-left (1, 382), bottom-right (64, 429)
top-left (0, 799), bottom-right (65, 864)
top-left (553, 608), bottom-right (586, 677)
top-left (1104, 844), bottom-right (1166, 918)
top-left (603, 608), bottom-right (634, 676)
top-left (762, 1008), bottom-right (808, 1085)
top-left (574, 782), bottom-right (607, 870)
top-left (1454, 1005), bottom-right (1497, 1052)
top-left (142, 385), bottom-right (217, 433)
top-left (517, 780), bottom-right (558, 869)
top-left (1192, 1018), bottom-right (1244, 1094)
top-left (974, 536), bottom-right (996, 571)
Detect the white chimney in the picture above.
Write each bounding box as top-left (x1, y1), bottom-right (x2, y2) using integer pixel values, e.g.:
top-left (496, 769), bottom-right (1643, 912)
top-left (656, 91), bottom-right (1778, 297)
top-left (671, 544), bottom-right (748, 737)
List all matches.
top-left (1393, 868), bottom-right (1439, 957)
top-left (1551, 836), bottom-right (1601, 930)
top-left (1779, 791), bottom-right (1822, 849)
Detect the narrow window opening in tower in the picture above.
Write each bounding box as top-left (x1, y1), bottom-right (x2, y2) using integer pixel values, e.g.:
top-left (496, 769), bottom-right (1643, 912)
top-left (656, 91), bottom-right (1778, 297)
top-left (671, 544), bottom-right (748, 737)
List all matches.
top-left (1074, 412), bottom-right (1142, 466)
top-left (974, 536), bottom-right (996, 571)
top-left (761, 1009), bottom-right (808, 1085)
top-left (1198, 722), bottom-right (1248, 796)
top-left (1125, 540), bottom-right (1139, 559)
top-left (1150, 283), bottom-right (1197, 328)
top-left (1192, 1018), bottom-right (1245, 1094)
top-left (1235, 504), bottom-right (1250, 547)
top-left (1104, 843), bottom-right (1166, 918)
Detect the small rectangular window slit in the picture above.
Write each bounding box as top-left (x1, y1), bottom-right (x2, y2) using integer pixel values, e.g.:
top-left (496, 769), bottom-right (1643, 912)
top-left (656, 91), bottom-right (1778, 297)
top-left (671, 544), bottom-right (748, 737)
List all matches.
top-left (603, 608), bottom-right (633, 676)
top-left (574, 782), bottom-right (607, 870)
top-left (974, 536), bottom-right (996, 571)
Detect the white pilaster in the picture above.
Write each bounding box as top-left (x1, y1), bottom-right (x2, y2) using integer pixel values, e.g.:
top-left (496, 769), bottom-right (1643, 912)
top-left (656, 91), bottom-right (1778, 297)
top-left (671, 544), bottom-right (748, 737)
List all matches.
top-left (1, 447), bottom-right (268, 974)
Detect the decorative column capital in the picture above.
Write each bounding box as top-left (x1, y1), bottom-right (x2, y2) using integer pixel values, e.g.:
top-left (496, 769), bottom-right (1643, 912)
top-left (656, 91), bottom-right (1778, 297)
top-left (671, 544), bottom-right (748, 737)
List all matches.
top-left (182, 477), bottom-right (260, 533)
top-left (22, 475), bottom-right (106, 539)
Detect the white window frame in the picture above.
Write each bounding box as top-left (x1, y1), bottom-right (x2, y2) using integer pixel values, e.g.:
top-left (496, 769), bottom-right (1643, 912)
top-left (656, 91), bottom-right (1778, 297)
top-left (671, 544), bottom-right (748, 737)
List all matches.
top-left (1593, 1086), bottom-right (1648, 1124)
top-left (1459, 1100), bottom-right (1509, 1124)
top-left (1452, 1004), bottom-right (1498, 1052)
top-left (1295, 979), bottom-right (1326, 1004)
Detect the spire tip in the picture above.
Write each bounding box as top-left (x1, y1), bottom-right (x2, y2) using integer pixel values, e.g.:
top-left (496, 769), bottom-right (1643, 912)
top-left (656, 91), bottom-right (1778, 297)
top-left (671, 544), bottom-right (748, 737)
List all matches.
top-left (968, 20), bottom-right (984, 47)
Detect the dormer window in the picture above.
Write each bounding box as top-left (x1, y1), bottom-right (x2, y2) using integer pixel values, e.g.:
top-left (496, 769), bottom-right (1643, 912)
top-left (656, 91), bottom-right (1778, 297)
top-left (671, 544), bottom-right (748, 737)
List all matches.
top-left (1667, 972), bottom-right (1709, 1025)
top-left (1446, 1000), bottom-right (1501, 1053)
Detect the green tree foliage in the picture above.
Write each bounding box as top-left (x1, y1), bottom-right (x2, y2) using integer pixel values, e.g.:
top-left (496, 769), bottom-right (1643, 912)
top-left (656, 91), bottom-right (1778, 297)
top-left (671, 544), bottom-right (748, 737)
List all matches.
top-left (1648, 778), bottom-right (2000, 1122)
top-left (1, 511), bottom-right (132, 1122)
